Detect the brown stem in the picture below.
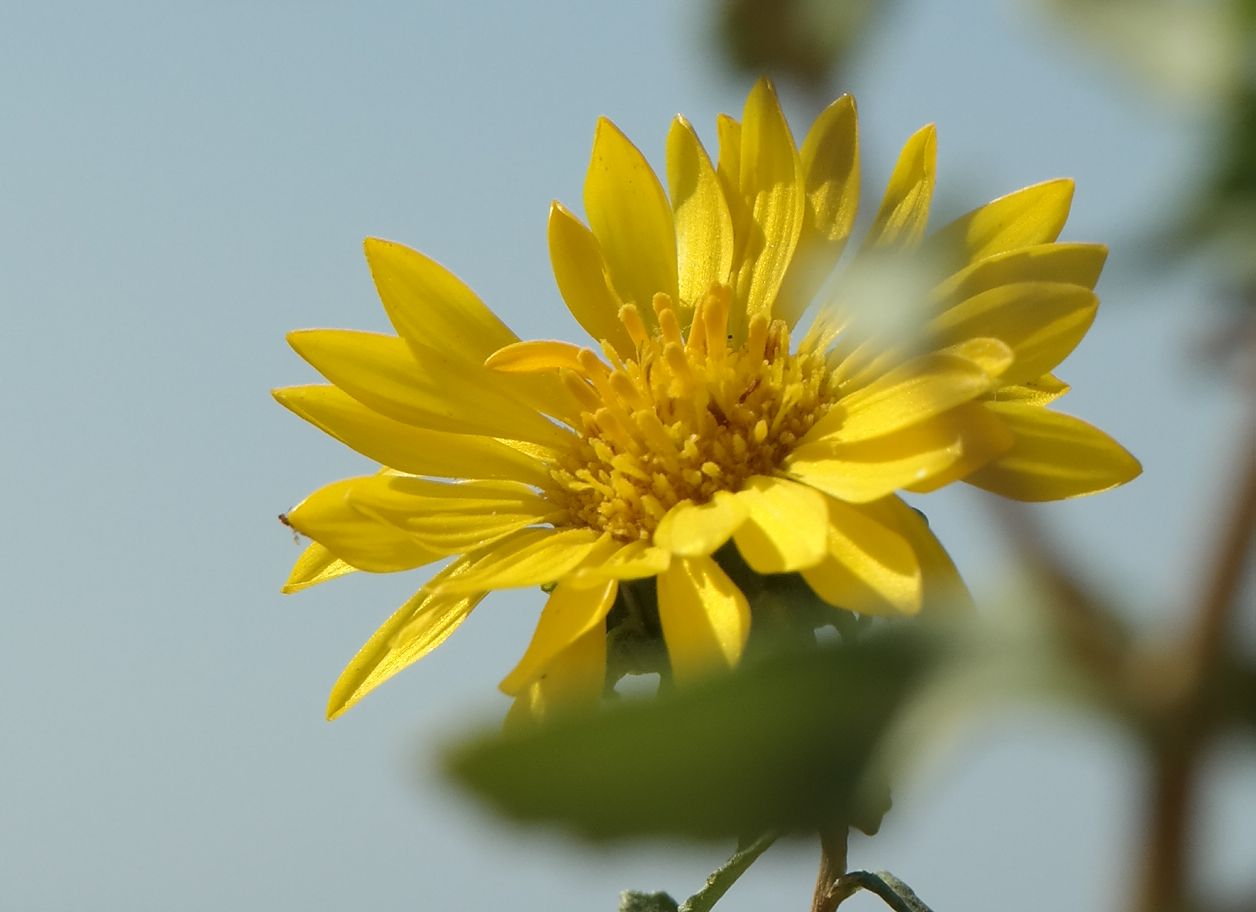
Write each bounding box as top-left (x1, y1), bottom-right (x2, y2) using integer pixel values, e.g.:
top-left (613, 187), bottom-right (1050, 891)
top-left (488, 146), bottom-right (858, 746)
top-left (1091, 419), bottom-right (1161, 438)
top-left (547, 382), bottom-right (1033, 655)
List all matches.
top-left (809, 828), bottom-right (849, 912)
top-left (1186, 420), bottom-right (1256, 684)
top-left (1132, 414), bottom-right (1256, 912)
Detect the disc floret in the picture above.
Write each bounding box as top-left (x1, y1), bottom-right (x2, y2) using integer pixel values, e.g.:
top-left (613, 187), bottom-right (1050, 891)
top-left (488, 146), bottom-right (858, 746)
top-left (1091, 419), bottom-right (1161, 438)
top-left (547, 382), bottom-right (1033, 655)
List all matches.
top-left (550, 285), bottom-right (839, 542)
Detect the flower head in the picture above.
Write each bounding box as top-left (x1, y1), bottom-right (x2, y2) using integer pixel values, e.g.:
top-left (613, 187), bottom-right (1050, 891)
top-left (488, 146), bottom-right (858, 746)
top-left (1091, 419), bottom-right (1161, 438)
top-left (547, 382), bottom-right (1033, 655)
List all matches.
top-left (276, 81), bottom-right (1140, 723)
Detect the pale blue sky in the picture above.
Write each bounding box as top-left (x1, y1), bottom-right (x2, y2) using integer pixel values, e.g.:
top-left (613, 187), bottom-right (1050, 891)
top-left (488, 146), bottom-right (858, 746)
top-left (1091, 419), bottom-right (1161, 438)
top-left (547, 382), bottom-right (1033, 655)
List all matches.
top-left (1, 1), bottom-right (1251, 910)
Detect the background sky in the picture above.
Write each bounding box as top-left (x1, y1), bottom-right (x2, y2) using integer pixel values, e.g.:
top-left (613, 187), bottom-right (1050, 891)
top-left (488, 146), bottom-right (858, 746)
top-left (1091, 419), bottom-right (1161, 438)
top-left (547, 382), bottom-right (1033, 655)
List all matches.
top-left (1, 1), bottom-right (1251, 910)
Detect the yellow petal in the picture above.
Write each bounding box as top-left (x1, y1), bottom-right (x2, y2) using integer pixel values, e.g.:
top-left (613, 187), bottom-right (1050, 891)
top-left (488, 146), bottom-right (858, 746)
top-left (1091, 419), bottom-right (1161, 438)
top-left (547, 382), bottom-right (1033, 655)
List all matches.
top-left (584, 118), bottom-right (678, 314)
top-left (287, 329), bottom-right (572, 447)
top-left (504, 624), bottom-right (607, 731)
top-left (811, 338), bottom-right (1014, 443)
top-left (864, 124), bottom-right (936, 249)
top-left (347, 476), bottom-right (563, 555)
top-left (656, 556), bottom-right (750, 683)
top-left (991, 373), bottom-right (1070, 406)
top-left (928, 179), bottom-right (1075, 266)
top-left (284, 477), bottom-right (442, 573)
top-left (774, 94), bottom-right (860, 327)
top-left (432, 528), bottom-right (606, 594)
top-left (363, 237), bottom-right (583, 427)
top-left (547, 202), bottom-right (635, 355)
top-left (965, 402), bottom-right (1141, 500)
top-left (499, 579), bottom-right (618, 696)
top-left (281, 541), bottom-right (356, 594)
top-left (363, 237), bottom-right (517, 366)
top-left (801, 499), bottom-right (922, 617)
top-left (799, 94), bottom-right (860, 247)
top-left (901, 402), bottom-right (1018, 492)
top-left (927, 281), bottom-right (1098, 385)
top-left (787, 419), bottom-right (973, 503)
top-left (932, 242), bottom-right (1108, 305)
top-left (273, 385), bottom-right (553, 486)
top-left (666, 115), bottom-right (734, 318)
top-left (565, 540), bottom-right (672, 587)
top-left (652, 492), bottom-right (749, 556)
top-left (504, 685), bottom-right (542, 732)
top-left (859, 496), bottom-right (975, 616)
top-left (715, 113), bottom-right (742, 206)
top-left (731, 476), bottom-right (829, 573)
top-left (485, 339), bottom-right (587, 374)
top-left (734, 79), bottom-right (804, 336)
top-left (327, 556), bottom-right (485, 719)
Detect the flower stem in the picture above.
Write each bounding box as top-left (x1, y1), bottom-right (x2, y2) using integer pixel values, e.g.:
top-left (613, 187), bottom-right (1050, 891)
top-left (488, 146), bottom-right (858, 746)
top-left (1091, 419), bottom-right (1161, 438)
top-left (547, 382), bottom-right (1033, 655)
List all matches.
top-left (809, 827), bottom-right (849, 912)
top-left (828, 871), bottom-right (936, 912)
top-left (676, 833), bottom-right (777, 912)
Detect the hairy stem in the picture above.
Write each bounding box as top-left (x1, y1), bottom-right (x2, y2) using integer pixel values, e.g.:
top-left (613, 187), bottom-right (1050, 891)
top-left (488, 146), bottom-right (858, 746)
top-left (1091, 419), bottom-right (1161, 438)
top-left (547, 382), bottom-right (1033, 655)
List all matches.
top-left (677, 833), bottom-right (777, 912)
top-left (810, 828), bottom-right (849, 912)
top-left (829, 871), bottom-right (936, 912)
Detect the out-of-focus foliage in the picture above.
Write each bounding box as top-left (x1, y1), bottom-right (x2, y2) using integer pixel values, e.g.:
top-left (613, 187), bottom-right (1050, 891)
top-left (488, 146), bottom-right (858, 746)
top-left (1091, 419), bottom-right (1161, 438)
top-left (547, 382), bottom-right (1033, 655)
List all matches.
top-left (1044, 0), bottom-right (1256, 296)
top-left (445, 629), bottom-right (936, 842)
top-left (713, 0), bottom-right (892, 88)
top-left (1044, 0), bottom-right (1244, 102)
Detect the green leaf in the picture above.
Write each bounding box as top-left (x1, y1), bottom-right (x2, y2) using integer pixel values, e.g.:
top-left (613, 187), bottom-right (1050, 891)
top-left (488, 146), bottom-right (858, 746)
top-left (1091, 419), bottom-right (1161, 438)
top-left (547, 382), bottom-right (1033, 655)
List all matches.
top-left (443, 630), bottom-right (935, 841)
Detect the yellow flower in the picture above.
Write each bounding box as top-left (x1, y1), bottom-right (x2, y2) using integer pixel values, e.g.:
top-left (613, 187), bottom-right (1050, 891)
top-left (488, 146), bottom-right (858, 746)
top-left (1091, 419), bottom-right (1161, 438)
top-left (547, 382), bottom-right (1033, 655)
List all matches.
top-left (276, 81), bottom-right (1140, 724)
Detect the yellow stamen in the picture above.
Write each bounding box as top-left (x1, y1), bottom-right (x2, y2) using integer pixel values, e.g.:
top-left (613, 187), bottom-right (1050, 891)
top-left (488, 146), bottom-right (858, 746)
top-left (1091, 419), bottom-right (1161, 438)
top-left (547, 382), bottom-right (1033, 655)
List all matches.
top-left (549, 283), bottom-right (839, 541)
top-left (619, 304), bottom-right (651, 348)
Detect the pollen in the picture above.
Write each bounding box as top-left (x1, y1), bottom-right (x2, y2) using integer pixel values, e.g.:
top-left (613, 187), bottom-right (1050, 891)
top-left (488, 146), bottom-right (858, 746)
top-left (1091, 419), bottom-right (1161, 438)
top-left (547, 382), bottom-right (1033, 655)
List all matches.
top-left (549, 285), bottom-right (839, 542)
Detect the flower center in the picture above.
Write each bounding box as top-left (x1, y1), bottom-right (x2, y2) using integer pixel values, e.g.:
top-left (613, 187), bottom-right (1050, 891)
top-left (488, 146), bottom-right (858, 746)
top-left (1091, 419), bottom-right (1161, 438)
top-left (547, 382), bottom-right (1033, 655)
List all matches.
top-left (550, 285), bottom-right (838, 542)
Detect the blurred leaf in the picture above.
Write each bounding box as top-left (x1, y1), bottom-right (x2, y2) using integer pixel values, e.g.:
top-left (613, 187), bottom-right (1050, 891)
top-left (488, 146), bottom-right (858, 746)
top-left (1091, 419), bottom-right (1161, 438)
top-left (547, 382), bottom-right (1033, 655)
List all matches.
top-left (713, 0), bottom-right (891, 89)
top-left (1041, 0), bottom-right (1242, 102)
top-left (444, 630), bottom-right (936, 842)
top-left (1041, 0), bottom-right (1256, 294)
top-left (1179, 84), bottom-right (1256, 293)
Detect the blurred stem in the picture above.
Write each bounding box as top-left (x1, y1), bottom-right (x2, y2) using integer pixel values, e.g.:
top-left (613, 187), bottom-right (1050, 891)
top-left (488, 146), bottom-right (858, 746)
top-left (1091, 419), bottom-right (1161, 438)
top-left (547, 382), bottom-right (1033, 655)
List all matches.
top-left (991, 498), bottom-right (1130, 686)
top-left (1186, 419), bottom-right (1256, 684)
top-left (1133, 412), bottom-right (1256, 912)
top-left (810, 827), bottom-right (849, 912)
